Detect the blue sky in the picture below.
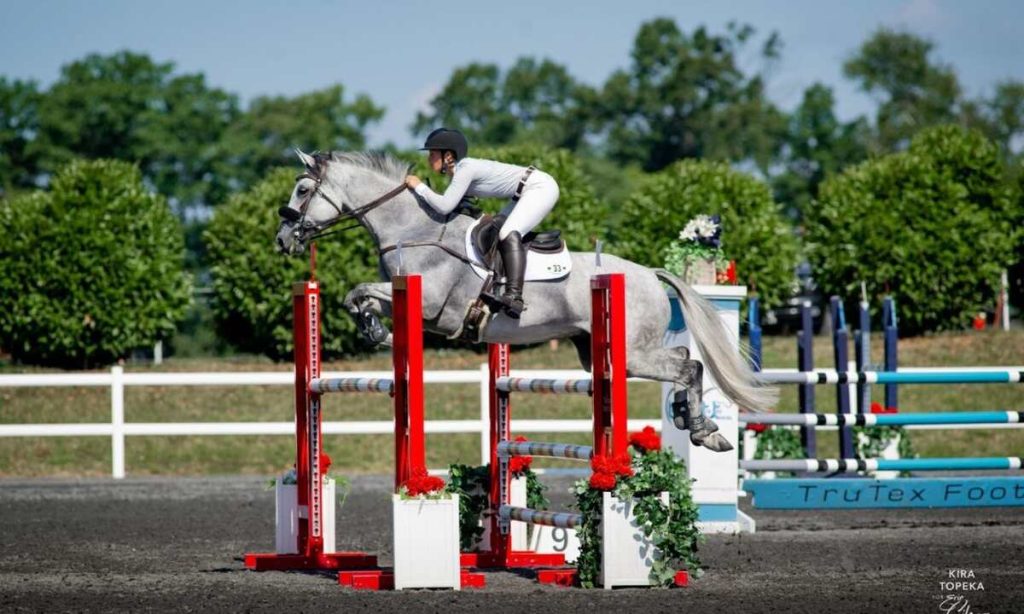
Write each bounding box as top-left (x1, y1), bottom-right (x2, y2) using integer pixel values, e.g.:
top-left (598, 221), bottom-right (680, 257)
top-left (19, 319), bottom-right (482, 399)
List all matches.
top-left (3, 0), bottom-right (1022, 148)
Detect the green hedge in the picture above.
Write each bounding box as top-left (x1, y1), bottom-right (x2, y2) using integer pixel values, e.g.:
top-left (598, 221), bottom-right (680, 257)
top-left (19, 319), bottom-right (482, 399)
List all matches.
top-left (612, 160), bottom-right (799, 307)
top-left (807, 125), bottom-right (1020, 335)
top-left (0, 159), bottom-right (191, 367)
top-left (204, 168), bottom-right (379, 360)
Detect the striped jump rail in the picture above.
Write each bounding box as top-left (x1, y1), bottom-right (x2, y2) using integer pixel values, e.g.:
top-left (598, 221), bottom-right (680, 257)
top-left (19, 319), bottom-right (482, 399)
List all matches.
top-left (740, 411), bottom-right (1024, 427)
top-left (496, 441), bottom-right (594, 461)
top-left (757, 370), bottom-right (1024, 385)
top-left (740, 457), bottom-right (1024, 473)
top-left (499, 505), bottom-right (582, 529)
top-left (309, 377), bottom-right (395, 394)
top-left (494, 376), bottom-right (593, 394)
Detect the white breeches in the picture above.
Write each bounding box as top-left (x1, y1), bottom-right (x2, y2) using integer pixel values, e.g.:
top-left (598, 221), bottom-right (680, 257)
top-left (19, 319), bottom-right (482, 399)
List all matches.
top-left (498, 171), bottom-right (559, 240)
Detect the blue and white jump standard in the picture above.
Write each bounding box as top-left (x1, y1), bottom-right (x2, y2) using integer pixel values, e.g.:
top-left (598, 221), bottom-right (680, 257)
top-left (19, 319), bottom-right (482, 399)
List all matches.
top-left (661, 284), bottom-right (754, 534)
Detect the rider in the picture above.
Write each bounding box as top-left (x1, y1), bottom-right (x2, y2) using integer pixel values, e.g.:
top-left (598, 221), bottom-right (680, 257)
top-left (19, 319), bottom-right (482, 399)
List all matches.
top-left (405, 128), bottom-right (559, 318)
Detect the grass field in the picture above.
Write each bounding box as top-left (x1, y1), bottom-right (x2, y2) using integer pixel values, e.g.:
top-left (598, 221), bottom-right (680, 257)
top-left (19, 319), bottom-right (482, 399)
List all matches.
top-left (1, 329), bottom-right (1022, 477)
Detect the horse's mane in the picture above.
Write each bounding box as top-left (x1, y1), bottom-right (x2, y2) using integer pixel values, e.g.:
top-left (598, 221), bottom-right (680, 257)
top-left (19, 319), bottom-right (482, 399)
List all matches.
top-left (329, 151), bottom-right (408, 183)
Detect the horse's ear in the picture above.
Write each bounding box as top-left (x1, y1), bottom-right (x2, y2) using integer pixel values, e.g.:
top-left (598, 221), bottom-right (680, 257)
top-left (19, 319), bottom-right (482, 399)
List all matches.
top-left (295, 148), bottom-right (317, 170)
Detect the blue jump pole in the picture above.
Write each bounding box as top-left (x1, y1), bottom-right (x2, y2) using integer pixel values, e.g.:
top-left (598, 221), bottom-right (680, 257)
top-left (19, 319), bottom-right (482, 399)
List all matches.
top-left (798, 300), bottom-right (817, 457)
top-left (739, 410), bottom-right (1024, 427)
top-left (740, 456), bottom-right (1023, 473)
top-left (855, 296), bottom-right (870, 414)
top-left (831, 297), bottom-right (855, 458)
top-left (883, 297), bottom-right (898, 411)
top-left (748, 297), bottom-right (762, 372)
top-left (757, 370), bottom-right (1024, 385)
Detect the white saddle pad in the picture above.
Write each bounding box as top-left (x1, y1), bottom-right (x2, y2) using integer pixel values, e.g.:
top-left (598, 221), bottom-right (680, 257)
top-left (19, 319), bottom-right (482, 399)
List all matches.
top-left (464, 218), bottom-right (572, 282)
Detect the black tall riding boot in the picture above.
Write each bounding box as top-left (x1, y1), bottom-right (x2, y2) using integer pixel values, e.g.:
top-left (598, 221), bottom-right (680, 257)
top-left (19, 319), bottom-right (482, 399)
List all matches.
top-left (498, 231), bottom-right (526, 318)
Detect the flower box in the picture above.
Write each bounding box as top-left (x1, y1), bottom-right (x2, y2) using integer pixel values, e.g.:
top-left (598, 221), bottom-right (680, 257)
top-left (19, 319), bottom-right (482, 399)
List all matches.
top-left (274, 479), bottom-right (336, 554)
top-left (682, 258), bottom-right (718, 286)
top-left (600, 491), bottom-right (669, 589)
top-left (392, 493), bottom-right (461, 590)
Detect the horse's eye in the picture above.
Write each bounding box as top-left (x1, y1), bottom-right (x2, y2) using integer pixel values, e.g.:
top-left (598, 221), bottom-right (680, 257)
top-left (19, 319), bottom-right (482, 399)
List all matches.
top-left (297, 185), bottom-right (309, 196)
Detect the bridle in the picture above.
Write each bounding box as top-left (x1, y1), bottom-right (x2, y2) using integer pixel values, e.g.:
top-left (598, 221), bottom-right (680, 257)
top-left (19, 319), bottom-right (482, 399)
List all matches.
top-left (278, 153), bottom-right (407, 247)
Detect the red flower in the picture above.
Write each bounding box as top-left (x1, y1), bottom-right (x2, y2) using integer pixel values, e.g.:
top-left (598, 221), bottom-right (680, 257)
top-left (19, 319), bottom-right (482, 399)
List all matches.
top-left (321, 453), bottom-right (332, 476)
top-left (509, 456), bottom-right (532, 475)
top-left (716, 260), bottom-right (738, 285)
top-left (869, 402), bottom-right (898, 414)
top-left (401, 467), bottom-right (446, 496)
top-left (614, 452), bottom-right (634, 477)
top-left (745, 423), bottom-right (769, 433)
top-left (509, 435), bottom-right (533, 475)
top-left (629, 426), bottom-right (661, 452)
top-left (588, 471), bottom-right (617, 491)
top-left (590, 454), bottom-right (613, 474)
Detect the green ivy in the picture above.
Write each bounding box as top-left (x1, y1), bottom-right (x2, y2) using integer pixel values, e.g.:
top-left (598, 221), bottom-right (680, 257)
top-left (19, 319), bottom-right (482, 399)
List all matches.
top-left (446, 462), bottom-right (550, 551)
top-left (446, 463), bottom-right (491, 551)
top-left (573, 449), bottom-right (702, 588)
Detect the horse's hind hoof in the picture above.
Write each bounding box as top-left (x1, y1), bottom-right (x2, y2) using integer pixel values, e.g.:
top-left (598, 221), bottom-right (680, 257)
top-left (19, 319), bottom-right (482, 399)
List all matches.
top-left (692, 432), bottom-right (733, 452)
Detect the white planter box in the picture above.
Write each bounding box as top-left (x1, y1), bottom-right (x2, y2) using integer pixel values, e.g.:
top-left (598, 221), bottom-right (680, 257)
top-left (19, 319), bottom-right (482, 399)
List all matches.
top-left (600, 491), bottom-right (669, 589)
top-left (274, 479), bottom-right (336, 554)
top-left (392, 494), bottom-right (461, 590)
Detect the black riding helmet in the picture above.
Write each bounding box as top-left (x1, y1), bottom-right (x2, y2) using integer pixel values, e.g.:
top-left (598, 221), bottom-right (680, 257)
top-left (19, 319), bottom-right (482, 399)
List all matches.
top-left (420, 128), bottom-right (468, 161)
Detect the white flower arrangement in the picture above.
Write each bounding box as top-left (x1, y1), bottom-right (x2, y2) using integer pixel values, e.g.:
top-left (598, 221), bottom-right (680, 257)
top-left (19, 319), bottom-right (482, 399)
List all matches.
top-left (664, 214), bottom-right (727, 283)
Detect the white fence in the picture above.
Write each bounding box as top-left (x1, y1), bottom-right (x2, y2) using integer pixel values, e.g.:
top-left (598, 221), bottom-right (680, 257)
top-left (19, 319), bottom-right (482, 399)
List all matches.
top-left (0, 366), bottom-right (662, 479)
top-left (4, 364), bottom-right (1020, 479)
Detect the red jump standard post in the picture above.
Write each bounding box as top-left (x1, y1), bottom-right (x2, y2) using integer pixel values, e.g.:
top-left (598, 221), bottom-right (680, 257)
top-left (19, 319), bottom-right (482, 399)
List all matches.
top-left (244, 279), bottom-right (378, 571)
top-left (463, 273), bottom-right (629, 571)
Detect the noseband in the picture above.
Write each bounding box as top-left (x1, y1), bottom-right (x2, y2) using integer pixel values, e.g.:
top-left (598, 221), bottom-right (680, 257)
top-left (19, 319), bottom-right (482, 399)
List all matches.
top-left (279, 153), bottom-right (407, 245)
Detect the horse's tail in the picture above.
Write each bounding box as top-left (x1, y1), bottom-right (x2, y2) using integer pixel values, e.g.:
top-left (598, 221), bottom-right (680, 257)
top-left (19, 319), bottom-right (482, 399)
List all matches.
top-left (654, 269), bottom-right (777, 413)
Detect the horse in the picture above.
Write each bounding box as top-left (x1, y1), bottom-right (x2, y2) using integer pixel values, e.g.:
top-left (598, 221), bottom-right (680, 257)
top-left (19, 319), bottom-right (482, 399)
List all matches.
top-left (275, 150), bottom-right (776, 452)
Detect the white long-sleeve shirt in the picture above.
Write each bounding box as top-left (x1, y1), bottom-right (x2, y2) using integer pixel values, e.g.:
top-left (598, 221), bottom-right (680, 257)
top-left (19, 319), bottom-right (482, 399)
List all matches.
top-left (413, 157), bottom-right (532, 215)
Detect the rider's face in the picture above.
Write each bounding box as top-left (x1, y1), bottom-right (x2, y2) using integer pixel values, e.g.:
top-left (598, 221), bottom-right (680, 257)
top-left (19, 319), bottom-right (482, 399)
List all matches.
top-left (428, 150), bottom-right (443, 173)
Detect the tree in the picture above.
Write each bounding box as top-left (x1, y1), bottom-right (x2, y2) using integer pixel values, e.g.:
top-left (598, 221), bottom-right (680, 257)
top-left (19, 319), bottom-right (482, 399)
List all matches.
top-left (773, 83), bottom-right (870, 221)
top-left (412, 58), bottom-right (594, 149)
top-left (962, 80), bottom-right (1024, 165)
top-left (0, 160), bottom-right (191, 367)
top-left (33, 51), bottom-right (239, 214)
top-left (595, 19), bottom-right (785, 172)
top-left (218, 85), bottom-right (384, 191)
top-left (843, 29), bottom-right (961, 151)
top-left (0, 77), bottom-right (41, 196)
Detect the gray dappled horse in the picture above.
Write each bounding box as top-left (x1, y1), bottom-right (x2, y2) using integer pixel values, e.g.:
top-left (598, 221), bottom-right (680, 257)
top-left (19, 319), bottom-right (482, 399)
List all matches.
top-left (275, 151), bottom-right (776, 452)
